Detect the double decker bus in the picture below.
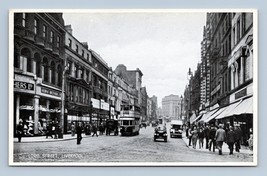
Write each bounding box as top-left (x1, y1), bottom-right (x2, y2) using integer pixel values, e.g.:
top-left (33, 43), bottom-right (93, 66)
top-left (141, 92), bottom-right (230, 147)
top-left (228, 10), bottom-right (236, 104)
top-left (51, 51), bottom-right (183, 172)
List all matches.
top-left (119, 104), bottom-right (141, 136)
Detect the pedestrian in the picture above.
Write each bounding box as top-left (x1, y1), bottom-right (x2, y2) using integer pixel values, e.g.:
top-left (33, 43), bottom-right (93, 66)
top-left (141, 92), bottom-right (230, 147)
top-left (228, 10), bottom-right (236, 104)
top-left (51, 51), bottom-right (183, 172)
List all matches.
top-left (198, 127), bottom-right (204, 149)
top-left (46, 122), bottom-right (53, 139)
top-left (247, 130), bottom-right (253, 156)
top-left (209, 124), bottom-right (216, 152)
top-left (71, 123), bottom-right (75, 136)
top-left (203, 123), bottom-right (210, 149)
top-left (76, 122), bottom-right (83, 145)
top-left (234, 125), bottom-right (242, 152)
top-left (188, 127), bottom-right (192, 146)
top-left (215, 124), bottom-right (226, 155)
top-left (92, 123), bottom-right (98, 137)
top-left (226, 126), bottom-right (236, 155)
top-left (16, 120), bottom-right (24, 142)
top-left (191, 126), bottom-right (198, 149)
top-left (54, 121), bottom-right (59, 139)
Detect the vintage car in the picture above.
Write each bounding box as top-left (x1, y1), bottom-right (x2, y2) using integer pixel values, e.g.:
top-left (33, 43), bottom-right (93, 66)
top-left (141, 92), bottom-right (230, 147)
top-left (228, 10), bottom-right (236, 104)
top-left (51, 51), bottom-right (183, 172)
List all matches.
top-left (154, 124), bottom-right (167, 142)
top-left (169, 120), bottom-right (183, 138)
top-left (106, 119), bottom-right (119, 136)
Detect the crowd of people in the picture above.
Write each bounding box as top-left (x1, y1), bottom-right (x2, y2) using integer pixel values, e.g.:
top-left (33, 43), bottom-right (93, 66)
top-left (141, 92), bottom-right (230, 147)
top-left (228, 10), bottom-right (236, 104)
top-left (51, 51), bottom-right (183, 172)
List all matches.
top-left (186, 123), bottom-right (253, 156)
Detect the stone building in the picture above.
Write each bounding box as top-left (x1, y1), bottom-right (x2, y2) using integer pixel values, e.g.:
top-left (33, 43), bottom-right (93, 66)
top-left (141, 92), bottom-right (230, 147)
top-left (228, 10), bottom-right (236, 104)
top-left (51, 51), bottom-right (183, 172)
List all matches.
top-left (162, 94), bottom-right (180, 120)
top-left (13, 13), bottom-right (65, 135)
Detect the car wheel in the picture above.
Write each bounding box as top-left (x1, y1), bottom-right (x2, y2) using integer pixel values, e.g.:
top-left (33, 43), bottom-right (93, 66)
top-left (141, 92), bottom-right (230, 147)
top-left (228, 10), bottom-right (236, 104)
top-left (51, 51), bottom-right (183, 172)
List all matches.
top-left (164, 138), bottom-right (167, 142)
top-left (154, 138), bottom-right (156, 142)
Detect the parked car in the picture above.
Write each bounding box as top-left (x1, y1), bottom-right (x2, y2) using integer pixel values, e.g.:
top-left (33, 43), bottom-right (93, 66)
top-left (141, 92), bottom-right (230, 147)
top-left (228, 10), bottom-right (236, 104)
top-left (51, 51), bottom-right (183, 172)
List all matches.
top-left (170, 120), bottom-right (183, 138)
top-left (154, 124), bottom-right (168, 142)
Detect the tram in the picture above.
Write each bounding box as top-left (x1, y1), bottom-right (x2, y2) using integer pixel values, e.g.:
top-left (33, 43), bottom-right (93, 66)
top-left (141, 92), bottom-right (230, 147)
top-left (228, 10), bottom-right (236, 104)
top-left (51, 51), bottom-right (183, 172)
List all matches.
top-left (119, 104), bottom-right (141, 136)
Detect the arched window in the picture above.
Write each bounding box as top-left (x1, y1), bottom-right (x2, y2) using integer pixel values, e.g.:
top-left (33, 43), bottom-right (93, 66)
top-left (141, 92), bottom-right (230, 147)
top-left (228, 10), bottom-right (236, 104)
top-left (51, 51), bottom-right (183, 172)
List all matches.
top-left (34, 53), bottom-right (41, 77)
top-left (43, 57), bottom-right (49, 82)
top-left (51, 61), bottom-right (56, 85)
top-left (57, 65), bottom-right (62, 87)
top-left (21, 48), bottom-right (31, 73)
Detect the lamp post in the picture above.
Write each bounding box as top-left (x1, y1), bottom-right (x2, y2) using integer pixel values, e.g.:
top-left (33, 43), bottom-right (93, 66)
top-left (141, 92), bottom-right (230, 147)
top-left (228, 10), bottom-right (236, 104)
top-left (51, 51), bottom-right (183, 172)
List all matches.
top-left (187, 68), bottom-right (193, 126)
top-left (60, 59), bottom-right (68, 138)
top-left (180, 95), bottom-right (183, 121)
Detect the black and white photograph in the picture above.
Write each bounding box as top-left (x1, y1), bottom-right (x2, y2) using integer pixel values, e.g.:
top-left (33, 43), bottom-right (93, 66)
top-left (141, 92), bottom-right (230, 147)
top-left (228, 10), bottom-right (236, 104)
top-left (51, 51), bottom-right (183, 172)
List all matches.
top-left (9, 9), bottom-right (257, 166)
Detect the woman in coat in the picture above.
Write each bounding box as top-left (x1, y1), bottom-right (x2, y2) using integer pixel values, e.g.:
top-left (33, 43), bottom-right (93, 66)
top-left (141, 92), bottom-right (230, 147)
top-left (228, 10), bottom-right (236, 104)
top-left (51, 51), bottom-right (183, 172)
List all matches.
top-left (191, 126), bottom-right (198, 149)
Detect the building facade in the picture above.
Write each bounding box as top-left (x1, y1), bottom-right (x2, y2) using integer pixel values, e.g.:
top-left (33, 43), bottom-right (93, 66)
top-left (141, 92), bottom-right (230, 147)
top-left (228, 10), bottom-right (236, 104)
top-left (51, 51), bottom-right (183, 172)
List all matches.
top-left (14, 13), bottom-right (65, 135)
top-left (162, 94), bottom-right (180, 120)
top-left (64, 25), bottom-right (93, 133)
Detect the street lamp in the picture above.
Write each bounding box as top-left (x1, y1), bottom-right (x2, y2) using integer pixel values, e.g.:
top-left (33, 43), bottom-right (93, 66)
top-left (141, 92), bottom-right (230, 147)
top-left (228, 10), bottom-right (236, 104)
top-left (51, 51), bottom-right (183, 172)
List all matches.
top-left (180, 95), bottom-right (183, 121)
top-left (187, 68), bottom-right (193, 126)
top-left (60, 59), bottom-right (68, 138)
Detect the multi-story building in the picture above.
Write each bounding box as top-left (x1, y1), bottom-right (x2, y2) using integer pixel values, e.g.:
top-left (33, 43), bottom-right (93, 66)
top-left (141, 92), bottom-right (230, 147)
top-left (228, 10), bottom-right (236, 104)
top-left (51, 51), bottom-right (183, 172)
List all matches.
top-left (14, 13), bottom-right (65, 135)
top-left (147, 97), bottom-right (152, 122)
top-left (209, 13), bottom-right (232, 108)
top-left (140, 87), bottom-right (148, 121)
top-left (200, 23), bottom-right (211, 109)
top-left (162, 94), bottom-right (180, 120)
top-left (114, 65), bottom-right (139, 117)
top-left (64, 25), bottom-right (93, 133)
top-left (150, 95), bottom-right (158, 121)
top-left (215, 12), bottom-right (253, 143)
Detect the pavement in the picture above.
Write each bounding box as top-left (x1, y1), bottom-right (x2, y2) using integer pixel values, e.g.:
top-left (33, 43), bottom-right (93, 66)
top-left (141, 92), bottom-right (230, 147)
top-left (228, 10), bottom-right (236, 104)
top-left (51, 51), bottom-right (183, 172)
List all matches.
top-left (13, 133), bottom-right (94, 143)
top-left (181, 132), bottom-right (252, 155)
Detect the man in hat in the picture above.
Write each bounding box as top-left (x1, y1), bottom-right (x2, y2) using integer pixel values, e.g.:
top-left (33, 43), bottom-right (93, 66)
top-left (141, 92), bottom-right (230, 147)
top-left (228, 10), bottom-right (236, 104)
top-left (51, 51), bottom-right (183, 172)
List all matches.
top-left (215, 124), bottom-right (226, 155)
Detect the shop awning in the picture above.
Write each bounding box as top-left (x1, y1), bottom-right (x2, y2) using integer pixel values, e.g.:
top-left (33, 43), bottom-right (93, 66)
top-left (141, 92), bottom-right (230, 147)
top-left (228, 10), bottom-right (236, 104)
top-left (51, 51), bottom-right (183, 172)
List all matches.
top-left (205, 106), bottom-right (227, 122)
top-left (190, 111), bottom-right (206, 124)
top-left (199, 108), bottom-right (218, 123)
top-left (215, 101), bottom-right (241, 120)
top-left (232, 96), bottom-right (253, 115)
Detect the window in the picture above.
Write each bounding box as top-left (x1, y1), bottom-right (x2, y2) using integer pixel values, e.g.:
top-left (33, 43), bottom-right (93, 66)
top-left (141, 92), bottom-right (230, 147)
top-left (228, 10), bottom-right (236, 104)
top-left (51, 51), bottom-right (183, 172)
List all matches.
top-left (237, 19), bottom-right (241, 42)
top-left (68, 39), bottom-right (72, 48)
top-left (22, 13), bottom-right (26, 27)
top-left (42, 25), bottom-right (47, 38)
top-left (233, 26), bottom-right (236, 45)
top-left (242, 13), bottom-right (246, 35)
top-left (50, 31), bottom-right (54, 43)
top-left (34, 19), bottom-right (38, 34)
top-left (82, 50), bottom-right (84, 57)
top-left (76, 44), bottom-right (79, 53)
top-left (56, 36), bottom-right (60, 48)
top-left (87, 53), bottom-right (89, 61)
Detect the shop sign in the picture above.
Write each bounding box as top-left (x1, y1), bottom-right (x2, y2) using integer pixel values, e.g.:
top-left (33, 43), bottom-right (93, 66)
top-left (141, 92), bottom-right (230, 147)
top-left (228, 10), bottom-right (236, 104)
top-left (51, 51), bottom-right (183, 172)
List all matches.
top-left (211, 84), bottom-right (221, 96)
top-left (41, 88), bottom-right (61, 97)
top-left (14, 81), bottom-right (34, 91)
top-left (235, 88), bottom-right (247, 100)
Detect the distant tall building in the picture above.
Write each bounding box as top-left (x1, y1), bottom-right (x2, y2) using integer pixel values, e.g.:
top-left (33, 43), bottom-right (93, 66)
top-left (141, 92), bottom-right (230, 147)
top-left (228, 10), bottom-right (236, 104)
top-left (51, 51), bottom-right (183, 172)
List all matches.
top-left (162, 94), bottom-right (180, 120)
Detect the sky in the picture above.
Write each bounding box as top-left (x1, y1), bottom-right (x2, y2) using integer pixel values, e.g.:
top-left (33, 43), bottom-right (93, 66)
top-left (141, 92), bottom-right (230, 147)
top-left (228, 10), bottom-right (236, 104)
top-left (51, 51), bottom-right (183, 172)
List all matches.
top-left (63, 11), bottom-right (207, 106)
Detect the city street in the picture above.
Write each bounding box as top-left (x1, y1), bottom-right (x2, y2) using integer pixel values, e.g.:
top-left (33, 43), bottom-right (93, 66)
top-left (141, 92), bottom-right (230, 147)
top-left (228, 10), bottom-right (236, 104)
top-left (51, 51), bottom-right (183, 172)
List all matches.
top-left (13, 124), bottom-right (253, 163)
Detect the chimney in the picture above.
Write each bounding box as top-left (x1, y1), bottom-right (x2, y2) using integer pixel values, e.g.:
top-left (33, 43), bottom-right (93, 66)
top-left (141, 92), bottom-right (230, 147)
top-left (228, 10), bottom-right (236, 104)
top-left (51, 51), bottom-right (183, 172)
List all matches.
top-left (65, 25), bottom-right (73, 34)
top-left (81, 42), bottom-right (88, 49)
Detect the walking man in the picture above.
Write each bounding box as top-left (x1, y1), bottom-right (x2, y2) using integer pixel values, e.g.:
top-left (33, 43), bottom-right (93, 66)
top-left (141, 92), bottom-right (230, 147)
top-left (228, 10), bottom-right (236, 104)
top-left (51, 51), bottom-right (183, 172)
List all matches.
top-left (209, 124), bottom-right (217, 152)
top-left (203, 123), bottom-right (210, 149)
top-left (215, 124), bottom-right (226, 155)
top-left (76, 122), bottom-right (83, 145)
top-left (16, 121), bottom-right (24, 142)
top-left (234, 125), bottom-right (242, 152)
top-left (226, 126), bottom-right (236, 155)
top-left (92, 123), bottom-right (98, 137)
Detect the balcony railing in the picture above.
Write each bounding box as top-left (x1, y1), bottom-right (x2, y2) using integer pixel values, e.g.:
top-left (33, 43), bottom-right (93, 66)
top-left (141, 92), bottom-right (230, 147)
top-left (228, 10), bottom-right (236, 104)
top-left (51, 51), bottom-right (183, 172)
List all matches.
top-left (24, 29), bottom-right (35, 41)
top-left (52, 46), bottom-right (60, 56)
top-left (45, 41), bottom-right (53, 51)
top-left (35, 35), bottom-right (45, 46)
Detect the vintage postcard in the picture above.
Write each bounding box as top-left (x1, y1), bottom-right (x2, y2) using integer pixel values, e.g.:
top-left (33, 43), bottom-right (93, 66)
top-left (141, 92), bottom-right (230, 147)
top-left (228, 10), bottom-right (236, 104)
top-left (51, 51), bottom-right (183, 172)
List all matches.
top-left (9, 9), bottom-right (257, 166)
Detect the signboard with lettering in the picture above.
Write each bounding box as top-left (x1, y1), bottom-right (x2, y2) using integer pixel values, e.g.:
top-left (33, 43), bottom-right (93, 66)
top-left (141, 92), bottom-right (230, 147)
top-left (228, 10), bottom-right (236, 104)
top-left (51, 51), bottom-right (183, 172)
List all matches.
top-left (14, 81), bottom-right (34, 90)
top-left (235, 88), bottom-right (247, 100)
top-left (41, 88), bottom-right (61, 97)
